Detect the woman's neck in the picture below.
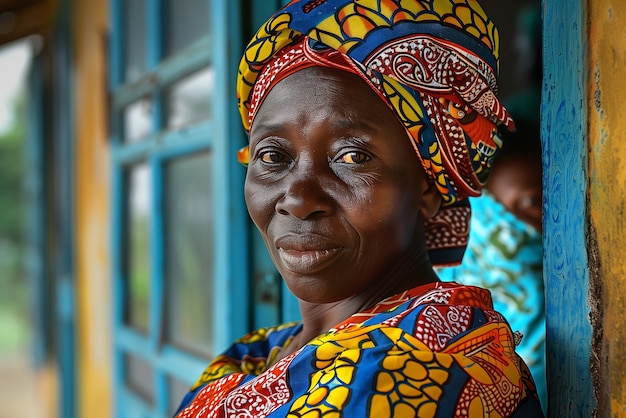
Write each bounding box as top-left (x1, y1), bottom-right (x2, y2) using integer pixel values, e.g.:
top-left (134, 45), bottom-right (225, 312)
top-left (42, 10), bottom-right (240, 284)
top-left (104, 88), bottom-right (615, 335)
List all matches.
top-left (296, 266), bottom-right (439, 345)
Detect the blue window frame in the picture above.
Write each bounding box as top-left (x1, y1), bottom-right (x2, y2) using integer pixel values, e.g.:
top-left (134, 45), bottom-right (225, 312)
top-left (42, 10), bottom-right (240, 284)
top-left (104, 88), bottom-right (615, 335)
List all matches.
top-left (108, 1), bottom-right (307, 415)
top-left (109, 1), bottom-right (252, 416)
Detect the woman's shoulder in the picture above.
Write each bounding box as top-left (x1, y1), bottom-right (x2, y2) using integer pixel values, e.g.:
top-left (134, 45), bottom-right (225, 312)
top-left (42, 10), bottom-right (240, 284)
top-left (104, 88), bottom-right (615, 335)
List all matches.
top-left (387, 281), bottom-right (511, 348)
top-left (300, 282), bottom-right (543, 417)
top-left (406, 280), bottom-right (495, 310)
top-left (233, 321), bottom-right (302, 346)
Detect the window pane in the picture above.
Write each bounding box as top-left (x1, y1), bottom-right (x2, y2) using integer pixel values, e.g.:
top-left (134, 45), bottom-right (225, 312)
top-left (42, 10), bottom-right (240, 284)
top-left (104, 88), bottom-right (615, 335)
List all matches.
top-left (124, 163), bottom-right (152, 333)
top-left (168, 376), bottom-right (192, 416)
top-left (165, 67), bottom-right (214, 130)
top-left (123, 98), bottom-right (152, 143)
top-left (124, 353), bottom-right (155, 404)
top-left (123, 0), bottom-right (147, 83)
top-left (164, 0), bottom-right (210, 57)
top-left (164, 152), bottom-right (214, 356)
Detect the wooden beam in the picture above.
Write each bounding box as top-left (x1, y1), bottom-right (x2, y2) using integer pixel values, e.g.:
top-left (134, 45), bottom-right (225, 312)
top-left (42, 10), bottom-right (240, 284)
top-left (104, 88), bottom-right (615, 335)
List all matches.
top-left (0, 0), bottom-right (55, 46)
top-left (0, 0), bottom-right (40, 14)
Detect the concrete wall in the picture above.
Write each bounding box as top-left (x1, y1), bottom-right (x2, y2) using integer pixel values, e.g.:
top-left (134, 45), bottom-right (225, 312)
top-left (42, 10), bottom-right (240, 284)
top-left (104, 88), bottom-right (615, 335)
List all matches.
top-left (72, 0), bottom-right (112, 416)
top-left (588, 1), bottom-right (626, 416)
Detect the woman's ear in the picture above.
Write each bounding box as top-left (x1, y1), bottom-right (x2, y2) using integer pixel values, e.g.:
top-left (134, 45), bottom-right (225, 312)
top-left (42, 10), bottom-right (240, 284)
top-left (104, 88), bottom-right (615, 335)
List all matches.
top-left (419, 179), bottom-right (442, 220)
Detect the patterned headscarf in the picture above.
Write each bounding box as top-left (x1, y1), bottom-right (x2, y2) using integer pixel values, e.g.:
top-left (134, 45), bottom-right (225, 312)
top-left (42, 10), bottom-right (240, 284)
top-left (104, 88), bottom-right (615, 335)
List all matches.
top-left (236, 0), bottom-right (514, 266)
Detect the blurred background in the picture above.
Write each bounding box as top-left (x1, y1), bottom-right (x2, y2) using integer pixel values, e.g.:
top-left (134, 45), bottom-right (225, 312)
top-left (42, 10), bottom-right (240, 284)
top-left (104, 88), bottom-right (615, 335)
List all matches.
top-left (0, 35), bottom-right (45, 418)
top-left (0, 1), bottom-right (539, 417)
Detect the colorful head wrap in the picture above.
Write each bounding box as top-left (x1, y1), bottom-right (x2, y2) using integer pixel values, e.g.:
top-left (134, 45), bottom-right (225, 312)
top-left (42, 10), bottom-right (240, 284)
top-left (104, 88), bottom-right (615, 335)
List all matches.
top-left (236, 0), bottom-right (514, 266)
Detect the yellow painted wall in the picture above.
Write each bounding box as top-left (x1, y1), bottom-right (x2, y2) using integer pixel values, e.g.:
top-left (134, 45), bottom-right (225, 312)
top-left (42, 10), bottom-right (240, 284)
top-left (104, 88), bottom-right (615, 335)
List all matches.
top-left (72, 0), bottom-right (112, 416)
top-left (588, 1), bottom-right (626, 414)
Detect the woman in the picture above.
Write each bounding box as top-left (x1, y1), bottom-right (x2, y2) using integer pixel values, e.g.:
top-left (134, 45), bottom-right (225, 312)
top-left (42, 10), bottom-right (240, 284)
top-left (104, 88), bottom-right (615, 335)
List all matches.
top-left (175, 0), bottom-right (544, 416)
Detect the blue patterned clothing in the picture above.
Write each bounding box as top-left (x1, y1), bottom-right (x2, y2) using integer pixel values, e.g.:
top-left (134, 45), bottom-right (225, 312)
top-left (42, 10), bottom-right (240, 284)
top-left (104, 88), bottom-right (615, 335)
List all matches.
top-left (174, 282), bottom-right (544, 417)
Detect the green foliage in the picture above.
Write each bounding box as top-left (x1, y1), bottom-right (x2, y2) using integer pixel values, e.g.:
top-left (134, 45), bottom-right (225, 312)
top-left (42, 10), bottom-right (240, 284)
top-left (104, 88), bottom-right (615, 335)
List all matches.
top-left (0, 94), bottom-right (26, 275)
top-left (0, 122), bottom-right (26, 243)
top-left (0, 93), bottom-right (28, 353)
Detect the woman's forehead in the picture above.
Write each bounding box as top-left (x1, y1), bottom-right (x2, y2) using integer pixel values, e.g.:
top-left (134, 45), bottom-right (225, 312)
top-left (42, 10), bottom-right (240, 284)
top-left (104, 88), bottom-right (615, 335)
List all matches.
top-left (265, 66), bottom-right (375, 98)
top-left (256, 67), bottom-right (386, 112)
top-left (250, 67), bottom-right (398, 136)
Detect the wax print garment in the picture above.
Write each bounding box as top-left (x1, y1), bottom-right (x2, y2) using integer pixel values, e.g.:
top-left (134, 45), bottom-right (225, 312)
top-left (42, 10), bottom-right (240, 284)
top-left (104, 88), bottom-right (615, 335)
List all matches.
top-left (174, 282), bottom-right (544, 417)
top-left (236, 0), bottom-right (516, 267)
top-left (437, 192), bottom-right (546, 411)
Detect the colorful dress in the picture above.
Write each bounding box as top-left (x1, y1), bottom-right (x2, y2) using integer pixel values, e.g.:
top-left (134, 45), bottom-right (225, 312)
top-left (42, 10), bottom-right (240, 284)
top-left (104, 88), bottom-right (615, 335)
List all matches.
top-left (437, 193), bottom-right (546, 411)
top-left (174, 282), bottom-right (544, 417)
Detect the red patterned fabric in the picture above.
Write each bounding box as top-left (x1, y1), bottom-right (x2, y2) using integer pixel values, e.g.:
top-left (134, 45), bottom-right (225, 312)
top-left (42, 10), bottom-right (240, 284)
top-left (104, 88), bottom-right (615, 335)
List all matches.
top-left (174, 282), bottom-right (544, 417)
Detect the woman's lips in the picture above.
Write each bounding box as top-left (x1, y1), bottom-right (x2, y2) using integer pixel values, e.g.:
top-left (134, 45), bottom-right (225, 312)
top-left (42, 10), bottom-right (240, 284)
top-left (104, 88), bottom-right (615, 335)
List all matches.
top-left (276, 247), bottom-right (343, 273)
top-left (274, 233), bottom-right (344, 274)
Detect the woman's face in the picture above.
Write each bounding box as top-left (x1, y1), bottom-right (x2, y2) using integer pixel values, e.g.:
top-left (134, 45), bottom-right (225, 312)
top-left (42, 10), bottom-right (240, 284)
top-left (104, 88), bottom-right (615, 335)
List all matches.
top-left (486, 155), bottom-right (543, 232)
top-left (245, 66), bottom-right (440, 304)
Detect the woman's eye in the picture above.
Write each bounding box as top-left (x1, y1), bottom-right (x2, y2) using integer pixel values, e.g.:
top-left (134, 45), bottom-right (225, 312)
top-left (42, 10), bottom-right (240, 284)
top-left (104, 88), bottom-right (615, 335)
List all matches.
top-left (259, 150), bottom-right (285, 164)
top-left (337, 151), bottom-right (370, 164)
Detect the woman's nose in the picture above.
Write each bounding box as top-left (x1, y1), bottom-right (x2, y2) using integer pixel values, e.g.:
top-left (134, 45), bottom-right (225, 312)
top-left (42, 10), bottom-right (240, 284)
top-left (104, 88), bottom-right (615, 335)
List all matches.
top-left (275, 169), bottom-right (335, 220)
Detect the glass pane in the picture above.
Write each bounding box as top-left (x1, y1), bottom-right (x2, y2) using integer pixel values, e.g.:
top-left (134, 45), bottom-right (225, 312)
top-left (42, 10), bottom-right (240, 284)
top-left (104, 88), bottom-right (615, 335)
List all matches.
top-left (124, 163), bottom-right (152, 333)
top-left (164, 0), bottom-right (210, 57)
top-left (168, 376), bottom-right (192, 416)
top-left (123, 98), bottom-right (152, 143)
top-left (124, 353), bottom-right (155, 404)
top-left (165, 67), bottom-right (214, 130)
top-left (163, 152), bottom-right (214, 356)
top-left (123, 0), bottom-right (147, 83)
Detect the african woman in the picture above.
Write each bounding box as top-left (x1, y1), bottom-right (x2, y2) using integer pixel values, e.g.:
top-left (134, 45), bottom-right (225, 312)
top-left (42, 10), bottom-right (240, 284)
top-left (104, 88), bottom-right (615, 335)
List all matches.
top-left (174, 1), bottom-right (545, 416)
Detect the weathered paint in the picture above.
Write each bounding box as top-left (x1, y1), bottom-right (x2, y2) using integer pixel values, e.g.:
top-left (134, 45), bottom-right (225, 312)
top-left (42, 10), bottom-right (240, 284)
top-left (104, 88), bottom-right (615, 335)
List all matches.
top-left (588, 1), bottom-right (626, 415)
top-left (72, 0), bottom-right (112, 416)
top-left (542, 0), bottom-right (596, 416)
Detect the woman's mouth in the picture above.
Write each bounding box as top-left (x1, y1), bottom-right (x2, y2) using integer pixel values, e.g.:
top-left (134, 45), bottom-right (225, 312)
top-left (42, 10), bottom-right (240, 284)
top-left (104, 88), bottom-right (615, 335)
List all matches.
top-left (276, 247), bottom-right (343, 273)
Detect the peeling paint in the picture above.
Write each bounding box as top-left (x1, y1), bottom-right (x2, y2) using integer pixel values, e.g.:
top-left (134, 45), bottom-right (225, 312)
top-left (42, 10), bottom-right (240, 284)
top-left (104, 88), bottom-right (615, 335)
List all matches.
top-left (586, 222), bottom-right (608, 418)
top-left (588, 1), bottom-right (626, 415)
top-left (593, 64), bottom-right (601, 113)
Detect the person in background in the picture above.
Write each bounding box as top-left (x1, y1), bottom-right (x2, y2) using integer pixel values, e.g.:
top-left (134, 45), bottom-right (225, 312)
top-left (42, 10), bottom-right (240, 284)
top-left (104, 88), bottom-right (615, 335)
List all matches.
top-left (437, 120), bottom-right (545, 411)
top-left (174, 1), bottom-right (545, 416)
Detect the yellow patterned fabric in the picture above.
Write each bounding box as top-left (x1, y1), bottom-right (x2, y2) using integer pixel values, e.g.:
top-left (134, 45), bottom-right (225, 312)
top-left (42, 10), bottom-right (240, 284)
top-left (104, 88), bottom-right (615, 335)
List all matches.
top-left (235, 0), bottom-right (515, 266)
top-left (174, 282), bottom-right (544, 417)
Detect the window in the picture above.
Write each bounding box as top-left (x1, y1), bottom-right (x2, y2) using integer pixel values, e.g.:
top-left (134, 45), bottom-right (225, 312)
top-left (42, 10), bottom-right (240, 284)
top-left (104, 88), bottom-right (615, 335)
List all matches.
top-left (109, 1), bottom-right (252, 416)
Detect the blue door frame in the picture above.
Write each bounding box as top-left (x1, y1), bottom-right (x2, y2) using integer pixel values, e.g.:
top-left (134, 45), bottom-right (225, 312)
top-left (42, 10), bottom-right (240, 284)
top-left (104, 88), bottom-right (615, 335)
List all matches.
top-left (542, 0), bottom-right (595, 415)
top-left (26, 48), bottom-right (50, 372)
top-left (52, 2), bottom-right (77, 416)
top-left (25, 4), bottom-right (77, 418)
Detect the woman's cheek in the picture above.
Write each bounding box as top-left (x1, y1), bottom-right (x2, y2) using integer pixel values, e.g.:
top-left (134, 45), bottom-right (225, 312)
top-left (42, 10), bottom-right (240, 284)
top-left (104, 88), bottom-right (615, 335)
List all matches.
top-left (245, 183), bottom-right (276, 227)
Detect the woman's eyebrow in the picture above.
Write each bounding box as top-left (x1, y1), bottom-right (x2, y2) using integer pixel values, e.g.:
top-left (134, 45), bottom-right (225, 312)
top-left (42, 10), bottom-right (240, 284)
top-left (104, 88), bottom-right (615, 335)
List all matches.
top-left (330, 114), bottom-right (383, 133)
top-left (249, 121), bottom-right (285, 139)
